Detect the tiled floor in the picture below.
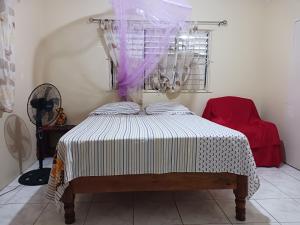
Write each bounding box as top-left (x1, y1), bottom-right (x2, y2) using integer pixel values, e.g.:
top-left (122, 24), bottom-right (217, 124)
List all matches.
top-left (1, 159), bottom-right (300, 225)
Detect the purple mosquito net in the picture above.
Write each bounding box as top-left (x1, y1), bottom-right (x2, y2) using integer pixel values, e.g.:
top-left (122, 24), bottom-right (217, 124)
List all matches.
top-left (110, 0), bottom-right (192, 98)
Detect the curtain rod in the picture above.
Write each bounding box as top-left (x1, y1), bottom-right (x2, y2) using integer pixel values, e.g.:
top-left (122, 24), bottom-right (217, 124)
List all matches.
top-left (88, 18), bottom-right (228, 26)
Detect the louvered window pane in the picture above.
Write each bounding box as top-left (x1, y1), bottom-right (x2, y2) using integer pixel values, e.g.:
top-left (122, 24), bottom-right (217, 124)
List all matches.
top-left (110, 21), bottom-right (211, 92)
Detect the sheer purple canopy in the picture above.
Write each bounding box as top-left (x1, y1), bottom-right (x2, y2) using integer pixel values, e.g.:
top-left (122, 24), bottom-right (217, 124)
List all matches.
top-left (110, 0), bottom-right (192, 98)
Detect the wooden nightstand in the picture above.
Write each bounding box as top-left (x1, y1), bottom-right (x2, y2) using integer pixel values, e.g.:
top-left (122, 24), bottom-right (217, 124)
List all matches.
top-left (42, 125), bottom-right (76, 157)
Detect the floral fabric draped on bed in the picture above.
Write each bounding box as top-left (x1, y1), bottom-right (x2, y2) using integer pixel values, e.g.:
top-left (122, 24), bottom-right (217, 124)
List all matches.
top-left (0, 0), bottom-right (15, 113)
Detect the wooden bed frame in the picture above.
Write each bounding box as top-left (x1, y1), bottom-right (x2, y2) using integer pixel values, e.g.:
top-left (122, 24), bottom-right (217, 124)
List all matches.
top-left (61, 173), bottom-right (248, 224)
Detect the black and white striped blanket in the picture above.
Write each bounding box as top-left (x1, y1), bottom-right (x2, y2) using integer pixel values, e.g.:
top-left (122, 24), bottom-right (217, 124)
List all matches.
top-left (47, 114), bottom-right (259, 208)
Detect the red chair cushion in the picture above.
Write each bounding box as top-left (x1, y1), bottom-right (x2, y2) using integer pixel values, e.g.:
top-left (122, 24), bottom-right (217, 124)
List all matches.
top-left (202, 96), bottom-right (260, 125)
top-left (202, 96), bottom-right (282, 167)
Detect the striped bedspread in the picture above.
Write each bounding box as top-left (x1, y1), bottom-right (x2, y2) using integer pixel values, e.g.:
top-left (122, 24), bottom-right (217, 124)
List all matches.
top-left (47, 114), bottom-right (260, 207)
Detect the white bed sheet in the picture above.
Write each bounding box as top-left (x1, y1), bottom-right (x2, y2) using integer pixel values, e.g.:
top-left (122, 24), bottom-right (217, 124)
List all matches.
top-left (47, 114), bottom-right (259, 208)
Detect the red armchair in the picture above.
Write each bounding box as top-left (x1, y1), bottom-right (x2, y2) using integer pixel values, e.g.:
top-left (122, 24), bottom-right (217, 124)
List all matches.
top-left (202, 96), bottom-right (282, 167)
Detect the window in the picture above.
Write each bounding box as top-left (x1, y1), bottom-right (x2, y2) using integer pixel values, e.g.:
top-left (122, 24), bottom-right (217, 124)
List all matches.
top-left (110, 21), bottom-right (211, 92)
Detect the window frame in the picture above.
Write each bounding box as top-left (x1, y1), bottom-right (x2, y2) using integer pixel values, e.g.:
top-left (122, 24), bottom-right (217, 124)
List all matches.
top-left (109, 26), bottom-right (213, 94)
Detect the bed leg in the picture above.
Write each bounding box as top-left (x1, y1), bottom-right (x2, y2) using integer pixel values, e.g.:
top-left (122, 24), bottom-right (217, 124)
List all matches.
top-left (62, 186), bottom-right (75, 224)
top-left (234, 175), bottom-right (248, 221)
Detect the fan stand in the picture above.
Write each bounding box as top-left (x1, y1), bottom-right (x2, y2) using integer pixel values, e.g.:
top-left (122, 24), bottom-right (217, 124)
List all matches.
top-left (18, 168), bottom-right (51, 186)
top-left (19, 115), bottom-right (51, 186)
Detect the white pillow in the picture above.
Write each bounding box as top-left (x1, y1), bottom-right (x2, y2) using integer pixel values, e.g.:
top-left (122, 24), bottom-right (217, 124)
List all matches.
top-left (145, 102), bottom-right (193, 115)
top-left (90, 102), bottom-right (141, 115)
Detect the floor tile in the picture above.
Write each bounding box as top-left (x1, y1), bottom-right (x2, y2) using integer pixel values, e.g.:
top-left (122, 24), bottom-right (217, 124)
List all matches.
top-left (0, 186), bottom-right (23, 204)
top-left (280, 165), bottom-right (300, 181)
top-left (27, 161), bottom-right (40, 170)
top-left (177, 200), bottom-right (229, 224)
top-left (295, 198), bottom-right (300, 204)
top-left (85, 202), bottom-right (133, 225)
top-left (210, 189), bottom-right (235, 200)
top-left (281, 223), bottom-right (300, 225)
top-left (260, 170), bottom-right (300, 198)
top-left (7, 185), bottom-right (49, 204)
top-left (232, 223), bottom-right (280, 225)
top-left (3, 163), bottom-right (300, 225)
top-left (262, 173), bottom-right (299, 184)
top-left (174, 190), bottom-right (212, 202)
top-left (44, 157), bottom-right (54, 167)
top-left (75, 193), bottom-right (94, 203)
top-left (134, 201), bottom-right (181, 225)
top-left (35, 202), bottom-right (90, 225)
top-left (265, 180), bottom-right (300, 198)
top-left (256, 199), bottom-right (300, 222)
top-left (252, 179), bottom-right (289, 200)
top-left (134, 191), bottom-right (174, 203)
top-left (217, 199), bottom-right (276, 223)
top-left (7, 176), bottom-right (22, 187)
top-left (0, 203), bottom-right (46, 225)
top-left (92, 192), bottom-right (133, 203)
top-left (256, 167), bottom-right (284, 177)
top-left (185, 224), bottom-right (232, 225)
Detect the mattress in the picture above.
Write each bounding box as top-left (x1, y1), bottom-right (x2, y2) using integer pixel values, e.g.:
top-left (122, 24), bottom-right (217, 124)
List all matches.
top-left (47, 114), bottom-right (260, 207)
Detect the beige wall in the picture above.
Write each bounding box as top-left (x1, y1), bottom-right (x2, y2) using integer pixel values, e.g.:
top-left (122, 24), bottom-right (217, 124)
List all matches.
top-left (144, 0), bottom-right (265, 114)
top-left (262, 0), bottom-right (300, 169)
top-left (34, 0), bottom-right (114, 124)
top-left (0, 0), bottom-right (44, 189)
top-left (35, 0), bottom-right (266, 124)
top-left (3, 0), bottom-right (299, 188)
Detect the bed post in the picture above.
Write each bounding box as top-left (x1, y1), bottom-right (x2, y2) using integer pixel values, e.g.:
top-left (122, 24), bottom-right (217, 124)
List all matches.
top-left (234, 175), bottom-right (248, 221)
top-left (62, 185), bottom-right (75, 224)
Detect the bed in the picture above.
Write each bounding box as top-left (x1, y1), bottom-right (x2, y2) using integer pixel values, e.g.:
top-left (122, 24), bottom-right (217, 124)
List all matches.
top-left (47, 108), bottom-right (260, 224)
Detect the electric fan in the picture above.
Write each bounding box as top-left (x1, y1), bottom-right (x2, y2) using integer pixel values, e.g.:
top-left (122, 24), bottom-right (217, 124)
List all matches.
top-left (18, 83), bottom-right (61, 186)
top-left (4, 114), bottom-right (32, 175)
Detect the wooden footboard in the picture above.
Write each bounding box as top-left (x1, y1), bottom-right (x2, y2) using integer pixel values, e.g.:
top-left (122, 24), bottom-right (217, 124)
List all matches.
top-left (61, 173), bottom-right (248, 224)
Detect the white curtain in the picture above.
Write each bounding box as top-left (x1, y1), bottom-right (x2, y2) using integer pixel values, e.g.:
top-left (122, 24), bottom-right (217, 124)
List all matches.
top-left (99, 20), bottom-right (200, 95)
top-left (151, 51), bottom-right (194, 93)
top-left (0, 0), bottom-right (15, 113)
top-left (150, 27), bottom-right (209, 93)
top-left (100, 20), bottom-right (119, 69)
top-left (149, 28), bottom-right (200, 93)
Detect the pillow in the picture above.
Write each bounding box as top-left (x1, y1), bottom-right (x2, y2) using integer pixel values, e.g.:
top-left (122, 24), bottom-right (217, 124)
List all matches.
top-left (90, 102), bottom-right (141, 115)
top-left (145, 102), bottom-right (193, 115)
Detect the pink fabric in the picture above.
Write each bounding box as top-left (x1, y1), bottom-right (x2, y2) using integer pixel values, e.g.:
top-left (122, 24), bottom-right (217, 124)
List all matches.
top-left (110, 0), bottom-right (192, 98)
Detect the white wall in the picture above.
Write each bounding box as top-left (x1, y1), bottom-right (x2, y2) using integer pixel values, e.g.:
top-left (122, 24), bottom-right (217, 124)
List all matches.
top-left (0, 0), bottom-right (44, 189)
top-left (34, 0), bottom-right (114, 124)
top-left (262, 0), bottom-right (300, 169)
top-left (3, 0), bottom-right (297, 188)
top-left (144, 0), bottom-right (266, 114)
top-left (35, 0), bottom-right (266, 124)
